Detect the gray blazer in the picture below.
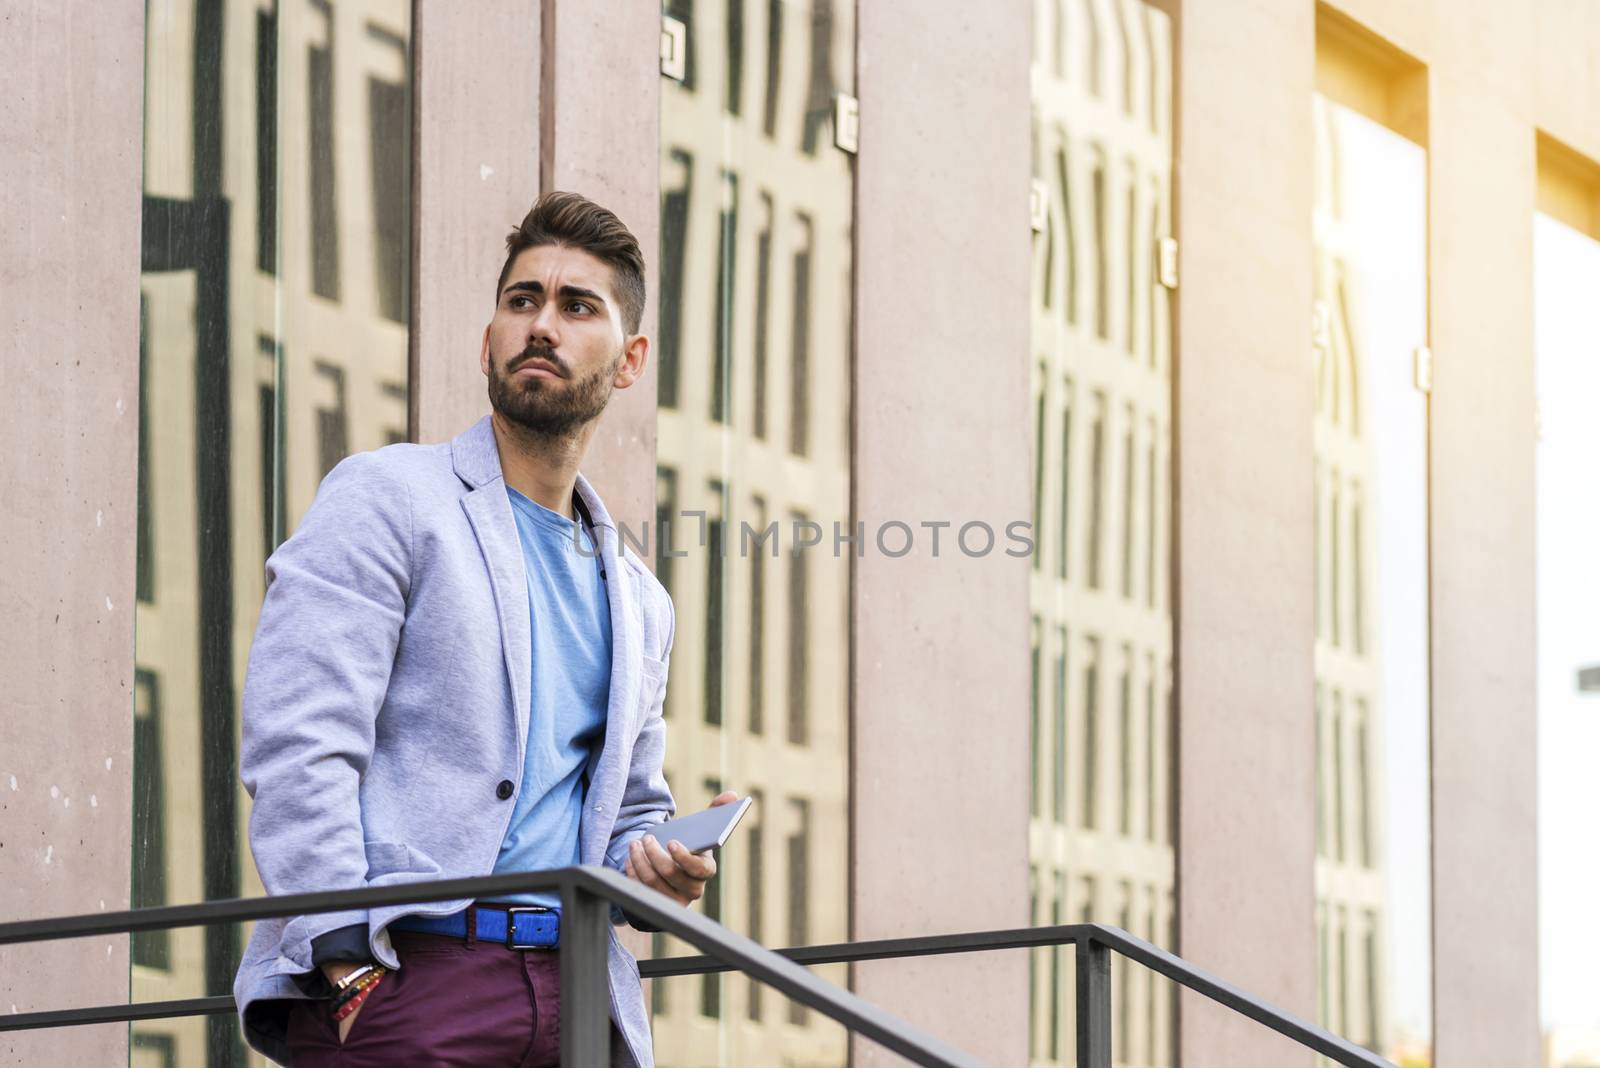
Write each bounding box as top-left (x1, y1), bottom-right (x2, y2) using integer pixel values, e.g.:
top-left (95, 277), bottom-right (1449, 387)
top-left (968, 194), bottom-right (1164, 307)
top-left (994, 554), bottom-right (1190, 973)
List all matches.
top-left (232, 415), bottom-right (675, 1066)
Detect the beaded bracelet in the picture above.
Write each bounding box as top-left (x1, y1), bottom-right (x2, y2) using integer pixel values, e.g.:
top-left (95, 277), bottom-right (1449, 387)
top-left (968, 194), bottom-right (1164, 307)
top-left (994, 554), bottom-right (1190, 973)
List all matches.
top-left (329, 966), bottom-right (386, 1016)
top-left (331, 976), bottom-right (380, 1023)
top-left (333, 967), bottom-right (384, 1003)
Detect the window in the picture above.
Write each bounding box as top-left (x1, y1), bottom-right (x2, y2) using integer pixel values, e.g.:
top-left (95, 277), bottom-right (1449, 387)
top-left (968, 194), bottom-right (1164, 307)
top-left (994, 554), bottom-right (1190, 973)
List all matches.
top-left (704, 484), bottom-right (728, 727)
top-left (131, 670), bottom-right (168, 970)
top-left (307, 1), bottom-right (340, 300)
top-left (655, 5), bottom-right (854, 1050)
top-left (1082, 636), bottom-right (1100, 829)
top-left (135, 8), bottom-right (413, 1059)
top-left (1053, 629), bottom-right (1069, 823)
top-left (1312, 74), bottom-right (1432, 1059)
top-left (1029, 11), bottom-right (1176, 1061)
top-left (789, 212), bottom-right (814, 456)
top-left (786, 797), bottom-right (811, 1025)
top-left (701, 777), bottom-right (726, 1018)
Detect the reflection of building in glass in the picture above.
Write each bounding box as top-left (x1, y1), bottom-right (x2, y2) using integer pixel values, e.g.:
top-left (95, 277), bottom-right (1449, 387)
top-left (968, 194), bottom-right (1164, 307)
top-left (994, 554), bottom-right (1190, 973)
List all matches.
top-left (1310, 94), bottom-right (1428, 1063)
top-left (652, 0), bottom-right (853, 1064)
top-left (1535, 203), bottom-right (1600, 1068)
top-left (1027, 2), bottom-right (1174, 1065)
top-left (133, 2), bottom-right (410, 1065)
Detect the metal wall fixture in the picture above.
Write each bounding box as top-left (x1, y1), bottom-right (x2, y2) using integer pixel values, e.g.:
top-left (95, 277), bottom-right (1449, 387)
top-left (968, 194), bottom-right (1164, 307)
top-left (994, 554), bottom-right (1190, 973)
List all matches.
top-left (1413, 344), bottom-right (1434, 393)
top-left (660, 15), bottom-right (687, 82)
top-left (834, 92), bottom-right (860, 154)
top-left (1030, 178), bottom-right (1049, 233)
top-left (1157, 235), bottom-right (1180, 289)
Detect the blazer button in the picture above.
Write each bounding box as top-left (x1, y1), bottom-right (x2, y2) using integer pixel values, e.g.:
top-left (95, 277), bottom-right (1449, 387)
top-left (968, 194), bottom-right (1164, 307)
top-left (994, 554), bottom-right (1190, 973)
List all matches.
top-left (496, 779), bottom-right (515, 800)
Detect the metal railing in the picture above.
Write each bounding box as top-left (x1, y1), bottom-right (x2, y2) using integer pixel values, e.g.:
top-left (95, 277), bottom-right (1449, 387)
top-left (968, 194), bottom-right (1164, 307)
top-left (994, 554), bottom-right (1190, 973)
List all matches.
top-left (0, 866), bottom-right (1394, 1067)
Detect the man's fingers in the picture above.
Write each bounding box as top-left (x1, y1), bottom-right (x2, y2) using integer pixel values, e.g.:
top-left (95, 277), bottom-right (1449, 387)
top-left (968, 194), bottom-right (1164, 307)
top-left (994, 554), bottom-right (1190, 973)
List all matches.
top-left (627, 842), bottom-right (662, 889)
top-left (629, 839), bottom-right (684, 901)
top-left (641, 835), bottom-right (699, 898)
top-left (709, 791), bottom-right (739, 807)
top-left (667, 839), bottom-right (717, 880)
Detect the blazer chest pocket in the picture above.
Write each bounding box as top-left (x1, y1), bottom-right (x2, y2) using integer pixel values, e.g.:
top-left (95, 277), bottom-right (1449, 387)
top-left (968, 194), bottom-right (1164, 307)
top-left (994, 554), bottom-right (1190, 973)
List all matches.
top-left (638, 656), bottom-right (668, 713)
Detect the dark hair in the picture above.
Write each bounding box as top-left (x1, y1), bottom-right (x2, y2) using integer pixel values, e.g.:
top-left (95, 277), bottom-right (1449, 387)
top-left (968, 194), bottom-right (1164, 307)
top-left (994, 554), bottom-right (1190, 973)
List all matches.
top-left (496, 191), bottom-right (647, 333)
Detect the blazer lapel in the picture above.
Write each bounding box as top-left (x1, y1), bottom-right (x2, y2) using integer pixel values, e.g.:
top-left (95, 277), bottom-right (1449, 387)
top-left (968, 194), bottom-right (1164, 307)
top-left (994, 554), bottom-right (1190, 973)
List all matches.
top-left (453, 418), bottom-right (532, 751)
top-left (576, 472), bottom-right (646, 864)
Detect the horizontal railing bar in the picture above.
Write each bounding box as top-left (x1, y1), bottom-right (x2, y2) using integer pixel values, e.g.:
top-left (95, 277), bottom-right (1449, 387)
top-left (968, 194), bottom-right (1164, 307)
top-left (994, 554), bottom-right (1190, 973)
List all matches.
top-left (0, 868), bottom-right (978, 1068)
top-left (0, 871), bottom-right (579, 946)
top-left (640, 924), bottom-right (1106, 975)
top-left (3, 997), bottom-right (235, 1032)
top-left (644, 924), bottom-right (1392, 1068)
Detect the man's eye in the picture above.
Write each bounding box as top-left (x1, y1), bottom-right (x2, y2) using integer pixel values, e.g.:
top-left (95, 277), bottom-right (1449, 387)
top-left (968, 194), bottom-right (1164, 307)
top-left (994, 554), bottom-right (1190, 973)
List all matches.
top-left (567, 301), bottom-right (592, 315)
top-left (509, 296), bottom-right (531, 309)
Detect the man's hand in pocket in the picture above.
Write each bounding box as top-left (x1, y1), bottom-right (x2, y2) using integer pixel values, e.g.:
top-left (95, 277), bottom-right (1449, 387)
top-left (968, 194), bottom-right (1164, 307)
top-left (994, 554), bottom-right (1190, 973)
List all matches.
top-left (320, 961), bottom-right (373, 1044)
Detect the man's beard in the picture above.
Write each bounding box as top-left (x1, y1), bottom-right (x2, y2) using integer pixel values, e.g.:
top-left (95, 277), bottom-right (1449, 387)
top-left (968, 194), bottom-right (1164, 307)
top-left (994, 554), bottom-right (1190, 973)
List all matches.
top-left (488, 341), bottom-right (619, 439)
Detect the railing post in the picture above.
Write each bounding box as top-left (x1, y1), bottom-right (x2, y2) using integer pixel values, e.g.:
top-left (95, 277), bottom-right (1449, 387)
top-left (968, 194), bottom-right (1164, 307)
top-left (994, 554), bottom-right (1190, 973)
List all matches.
top-left (1076, 937), bottom-right (1112, 1068)
top-left (560, 878), bottom-right (611, 1065)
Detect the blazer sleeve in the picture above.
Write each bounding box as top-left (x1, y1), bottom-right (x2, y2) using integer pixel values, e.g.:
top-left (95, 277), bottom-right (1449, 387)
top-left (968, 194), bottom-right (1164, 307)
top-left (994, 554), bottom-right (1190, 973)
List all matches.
top-left (604, 589), bottom-right (678, 929)
top-left (239, 451), bottom-right (413, 957)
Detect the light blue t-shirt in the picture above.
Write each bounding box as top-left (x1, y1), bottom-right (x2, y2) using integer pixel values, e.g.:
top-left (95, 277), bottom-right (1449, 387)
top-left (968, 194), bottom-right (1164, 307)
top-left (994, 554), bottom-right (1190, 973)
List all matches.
top-left (491, 486), bottom-right (612, 907)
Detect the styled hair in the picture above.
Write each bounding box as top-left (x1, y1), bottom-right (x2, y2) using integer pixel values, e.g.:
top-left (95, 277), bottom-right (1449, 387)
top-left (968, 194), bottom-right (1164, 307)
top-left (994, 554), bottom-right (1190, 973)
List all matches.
top-left (495, 191), bottom-right (647, 333)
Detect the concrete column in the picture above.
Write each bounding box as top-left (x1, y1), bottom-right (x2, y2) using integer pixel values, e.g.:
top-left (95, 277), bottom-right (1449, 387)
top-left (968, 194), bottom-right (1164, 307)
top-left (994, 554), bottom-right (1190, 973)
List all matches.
top-left (1427, 33), bottom-right (1541, 1068)
top-left (0, 2), bottom-right (145, 1064)
top-left (411, 0), bottom-right (543, 444)
top-left (1170, 1), bottom-right (1319, 1064)
top-left (539, 0), bottom-right (662, 535)
top-left (850, 2), bottom-right (1034, 1064)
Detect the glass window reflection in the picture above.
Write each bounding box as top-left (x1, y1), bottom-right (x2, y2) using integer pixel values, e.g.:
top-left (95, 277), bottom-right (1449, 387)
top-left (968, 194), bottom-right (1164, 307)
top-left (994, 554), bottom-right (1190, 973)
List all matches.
top-left (652, 0), bottom-right (854, 1062)
top-left (134, 3), bottom-right (412, 1064)
top-left (1029, 0), bottom-right (1175, 1064)
top-left (1311, 92), bottom-right (1432, 1064)
top-left (1534, 201), bottom-right (1600, 1066)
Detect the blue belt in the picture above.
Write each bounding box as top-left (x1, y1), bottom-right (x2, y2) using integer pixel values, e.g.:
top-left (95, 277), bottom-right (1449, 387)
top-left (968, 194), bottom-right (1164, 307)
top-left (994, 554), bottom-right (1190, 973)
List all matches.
top-left (390, 904), bottom-right (560, 950)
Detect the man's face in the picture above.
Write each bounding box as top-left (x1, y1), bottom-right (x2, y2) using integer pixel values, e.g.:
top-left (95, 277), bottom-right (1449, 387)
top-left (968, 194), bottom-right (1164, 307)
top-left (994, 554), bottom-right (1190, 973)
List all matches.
top-left (480, 243), bottom-right (647, 437)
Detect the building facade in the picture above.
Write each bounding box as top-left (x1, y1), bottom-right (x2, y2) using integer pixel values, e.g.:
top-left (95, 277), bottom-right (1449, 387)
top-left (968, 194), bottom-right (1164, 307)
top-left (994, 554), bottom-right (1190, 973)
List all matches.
top-left (4, 1), bottom-right (1598, 1066)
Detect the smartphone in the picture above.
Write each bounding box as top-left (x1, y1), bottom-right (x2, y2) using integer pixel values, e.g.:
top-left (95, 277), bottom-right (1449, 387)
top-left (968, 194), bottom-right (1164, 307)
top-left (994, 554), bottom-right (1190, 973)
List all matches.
top-left (648, 796), bottom-right (754, 854)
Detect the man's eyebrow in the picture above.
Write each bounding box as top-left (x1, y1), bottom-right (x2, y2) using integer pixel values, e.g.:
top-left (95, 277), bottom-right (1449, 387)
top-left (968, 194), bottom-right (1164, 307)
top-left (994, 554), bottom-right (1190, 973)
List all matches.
top-left (500, 280), bottom-right (609, 307)
top-left (557, 284), bottom-right (607, 306)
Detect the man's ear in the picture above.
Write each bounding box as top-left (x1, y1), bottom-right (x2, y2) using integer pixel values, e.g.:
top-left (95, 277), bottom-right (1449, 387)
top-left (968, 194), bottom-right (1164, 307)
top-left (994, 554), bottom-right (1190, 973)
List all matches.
top-left (612, 333), bottom-right (651, 390)
top-left (479, 323), bottom-right (492, 378)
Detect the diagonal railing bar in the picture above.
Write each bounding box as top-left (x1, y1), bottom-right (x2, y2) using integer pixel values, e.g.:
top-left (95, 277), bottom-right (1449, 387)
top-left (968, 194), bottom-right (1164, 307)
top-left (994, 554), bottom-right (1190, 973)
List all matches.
top-left (0, 867), bottom-right (979, 1068)
top-left (0, 874), bottom-right (1394, 1068)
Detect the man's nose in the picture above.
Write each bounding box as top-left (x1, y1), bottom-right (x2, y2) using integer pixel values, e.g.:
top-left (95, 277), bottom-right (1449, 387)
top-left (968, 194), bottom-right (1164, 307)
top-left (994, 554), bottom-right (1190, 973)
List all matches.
top-left (528, 300), bottom-right (560, 347)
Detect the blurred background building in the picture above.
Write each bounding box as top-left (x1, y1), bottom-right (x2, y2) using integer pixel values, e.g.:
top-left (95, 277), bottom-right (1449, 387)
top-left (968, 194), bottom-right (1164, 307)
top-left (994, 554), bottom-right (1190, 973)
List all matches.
top-left (3, 1), bottom-right (1597, 1066)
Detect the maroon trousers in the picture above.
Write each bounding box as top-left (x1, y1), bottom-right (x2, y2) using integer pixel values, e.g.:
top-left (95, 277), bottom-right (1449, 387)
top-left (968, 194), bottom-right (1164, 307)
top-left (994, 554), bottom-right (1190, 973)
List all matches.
top-left (286, 929), bottom-right (562, 1066)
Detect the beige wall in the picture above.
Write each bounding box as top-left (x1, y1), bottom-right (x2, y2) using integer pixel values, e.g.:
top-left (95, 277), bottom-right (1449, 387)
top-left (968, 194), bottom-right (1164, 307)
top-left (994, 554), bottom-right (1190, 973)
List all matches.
top-left (849, 1), bottom-right (1035, 1064)
top-left (0, 2), bottom-right (144, 1065)
top-left (1167, 2), bottom-right (1320, 1063)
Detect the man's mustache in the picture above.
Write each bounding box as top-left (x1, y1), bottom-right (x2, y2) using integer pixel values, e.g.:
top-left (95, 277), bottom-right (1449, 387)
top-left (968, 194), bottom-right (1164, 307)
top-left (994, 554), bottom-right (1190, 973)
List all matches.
top-left (507, 343), bottom-right (568, 378)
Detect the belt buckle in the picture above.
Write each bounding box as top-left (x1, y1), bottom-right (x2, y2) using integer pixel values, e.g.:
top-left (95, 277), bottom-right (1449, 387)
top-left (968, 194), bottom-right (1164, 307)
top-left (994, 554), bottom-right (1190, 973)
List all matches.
top-left (504, 906), bottom-right (556, 951)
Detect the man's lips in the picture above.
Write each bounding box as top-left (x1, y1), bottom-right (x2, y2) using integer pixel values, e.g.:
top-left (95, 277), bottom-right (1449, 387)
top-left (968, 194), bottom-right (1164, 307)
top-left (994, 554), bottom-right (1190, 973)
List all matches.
top-left (511, 358), bottom-right (564, 379)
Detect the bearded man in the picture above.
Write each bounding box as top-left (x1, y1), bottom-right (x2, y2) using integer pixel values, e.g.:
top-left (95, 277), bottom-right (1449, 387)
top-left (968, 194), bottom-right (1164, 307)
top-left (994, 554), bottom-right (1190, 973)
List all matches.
top-left (232, 191), bottom-right (728, 1067)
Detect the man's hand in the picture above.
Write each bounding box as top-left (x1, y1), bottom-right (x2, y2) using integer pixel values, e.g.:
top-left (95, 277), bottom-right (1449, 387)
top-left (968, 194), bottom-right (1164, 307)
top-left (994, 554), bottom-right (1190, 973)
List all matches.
top-left (623, 791), bottom-right (738, 906)
top-left (320, 961), bottom-right (371, 1043)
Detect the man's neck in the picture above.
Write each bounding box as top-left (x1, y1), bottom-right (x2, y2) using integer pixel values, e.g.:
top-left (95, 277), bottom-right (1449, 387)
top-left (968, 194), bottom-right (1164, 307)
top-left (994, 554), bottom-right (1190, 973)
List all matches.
top-left (489, 411), bottom-right (593, 519)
